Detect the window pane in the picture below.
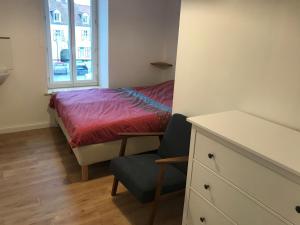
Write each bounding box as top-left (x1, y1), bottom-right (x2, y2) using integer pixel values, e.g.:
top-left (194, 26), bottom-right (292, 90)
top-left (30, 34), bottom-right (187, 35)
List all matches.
top-left (74, 0), bottom-right (93, 81)
top-left (48, 0), bottom-right (71, 82)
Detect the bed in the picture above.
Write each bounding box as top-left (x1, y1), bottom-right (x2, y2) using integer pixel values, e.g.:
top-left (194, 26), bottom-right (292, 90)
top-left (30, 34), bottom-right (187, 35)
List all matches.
top-left (49, 80), bottom-right (174, 180)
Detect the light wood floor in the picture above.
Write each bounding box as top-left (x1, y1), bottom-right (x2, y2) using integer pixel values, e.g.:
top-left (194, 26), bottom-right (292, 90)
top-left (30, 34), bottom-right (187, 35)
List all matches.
top-left (0, 128), bottom-right (184, 225)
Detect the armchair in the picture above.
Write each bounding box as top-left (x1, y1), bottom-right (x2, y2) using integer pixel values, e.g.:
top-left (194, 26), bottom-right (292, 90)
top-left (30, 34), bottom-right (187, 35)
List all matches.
top-left (110, 114), bottom-right (192, 225)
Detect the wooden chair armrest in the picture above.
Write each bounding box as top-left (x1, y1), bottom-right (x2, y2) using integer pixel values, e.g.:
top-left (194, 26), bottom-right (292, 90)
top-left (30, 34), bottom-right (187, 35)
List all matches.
top-left (155, 156), bottom-right (189, 165)
top-left (118, 132), bottom-right (164, 137)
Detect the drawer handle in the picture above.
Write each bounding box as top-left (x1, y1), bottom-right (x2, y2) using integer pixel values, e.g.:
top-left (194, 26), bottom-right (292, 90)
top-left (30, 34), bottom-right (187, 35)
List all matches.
top-left (296, 206), bottom-right (300, 213)
top-left (204, 184), bottom-right (210, 190)
top-left (200, 217), bottom-right (206, 223)
top-left (208, 153), bottom-right (215, 159)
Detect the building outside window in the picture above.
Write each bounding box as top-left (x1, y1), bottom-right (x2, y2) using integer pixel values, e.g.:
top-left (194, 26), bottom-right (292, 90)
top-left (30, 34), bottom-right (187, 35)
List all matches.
top-left (45, 0), bottom-right (97, 88)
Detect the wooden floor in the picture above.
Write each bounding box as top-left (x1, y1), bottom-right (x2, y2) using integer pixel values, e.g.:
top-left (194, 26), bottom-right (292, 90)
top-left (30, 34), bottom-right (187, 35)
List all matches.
top-left (0, 128), bottom-right (184, 225)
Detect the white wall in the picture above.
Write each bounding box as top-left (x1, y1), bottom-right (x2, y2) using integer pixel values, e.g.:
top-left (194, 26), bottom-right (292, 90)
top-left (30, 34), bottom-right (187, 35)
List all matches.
top-left (173, 0), bottom-right (300, 131)
top-left (108, 0), bottom-right (180, 88)
top-left (0, 0), bottom-right (51, 133)
top-left (0, 0), bottom-right (180, 133)
top-left (161, 0), bottom-right (181, 82)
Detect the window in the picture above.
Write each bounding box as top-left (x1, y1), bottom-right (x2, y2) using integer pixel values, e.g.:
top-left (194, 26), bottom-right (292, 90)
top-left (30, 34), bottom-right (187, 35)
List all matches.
top-left (53, 10), bottom-right (61, 23)
top-left (78, 47), bottom-right (85, 58)
top-left (81, 13), bottom-right (89, 25)
top-left (81, 30), bottom-right (89, 41)
top-left (45, 0), bottom-right (98, 88)
top-left (53, 30), bottom-right (65, 41)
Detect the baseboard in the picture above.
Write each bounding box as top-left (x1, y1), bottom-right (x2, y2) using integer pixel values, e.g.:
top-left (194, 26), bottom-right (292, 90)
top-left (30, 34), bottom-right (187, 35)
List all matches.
top-left (0, 121), bottom-right (52, 134)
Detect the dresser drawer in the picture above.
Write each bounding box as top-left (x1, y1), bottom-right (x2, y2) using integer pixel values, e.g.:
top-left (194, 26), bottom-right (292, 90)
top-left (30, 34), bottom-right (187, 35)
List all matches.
top-left (191, 162), bottom-right (289, 225)
top-left (194, 132), bottom-right (300, 224)
top-left (187, 190), bottom-right (236, 225)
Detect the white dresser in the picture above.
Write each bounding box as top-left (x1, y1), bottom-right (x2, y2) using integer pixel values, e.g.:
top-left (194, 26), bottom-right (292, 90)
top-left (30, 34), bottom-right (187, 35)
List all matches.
top-left (182, 111), bottom-right (300, 225)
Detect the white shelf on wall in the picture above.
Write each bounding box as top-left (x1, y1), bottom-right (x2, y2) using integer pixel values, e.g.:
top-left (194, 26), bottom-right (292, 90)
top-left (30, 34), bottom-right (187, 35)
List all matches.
top-left (150, 62), bottom-right (173, 69)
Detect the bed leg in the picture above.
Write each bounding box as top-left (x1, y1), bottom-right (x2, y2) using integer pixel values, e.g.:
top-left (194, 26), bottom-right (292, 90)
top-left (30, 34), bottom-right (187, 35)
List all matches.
top-left (81, 166), bottom-right (89, 181)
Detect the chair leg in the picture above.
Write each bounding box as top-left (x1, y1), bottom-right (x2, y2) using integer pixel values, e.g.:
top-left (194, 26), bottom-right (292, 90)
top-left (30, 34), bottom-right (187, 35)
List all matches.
top-left (149, 165), bottom-right (166, 225)
top-left (149, 196), bottom-right (159, 225)
top-left (68, 145), bottom-right (73, 154)
top-left (81, 165), bottom-right (89, 181)
top-left (111, 137), bottom-right (127, 196)
top-left (111, 177), bottom-right (119, 196)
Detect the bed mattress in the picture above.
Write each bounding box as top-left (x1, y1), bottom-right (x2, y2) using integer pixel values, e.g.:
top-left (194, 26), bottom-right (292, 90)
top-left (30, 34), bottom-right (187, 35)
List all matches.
top-left (50, 80), bottom-right (174, 147)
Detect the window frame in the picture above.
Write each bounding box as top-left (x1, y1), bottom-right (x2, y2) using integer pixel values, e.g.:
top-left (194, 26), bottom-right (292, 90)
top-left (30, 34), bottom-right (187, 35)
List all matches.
top-left (44, 0), bottom-right (99, 89)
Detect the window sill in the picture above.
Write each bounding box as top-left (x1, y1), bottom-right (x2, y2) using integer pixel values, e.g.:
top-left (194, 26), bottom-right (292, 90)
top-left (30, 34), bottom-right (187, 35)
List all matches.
top-left (45, 86), bottom-right (101, 96)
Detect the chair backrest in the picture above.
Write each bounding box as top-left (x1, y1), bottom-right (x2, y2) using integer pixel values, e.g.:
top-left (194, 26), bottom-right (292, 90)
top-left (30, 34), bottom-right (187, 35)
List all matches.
top-left (157, 113), bottom-right (192, 173)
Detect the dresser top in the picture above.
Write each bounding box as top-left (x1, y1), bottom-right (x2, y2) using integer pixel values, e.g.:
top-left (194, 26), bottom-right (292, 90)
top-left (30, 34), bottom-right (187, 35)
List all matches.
top-left (187, 111), bottom-right (300, 177)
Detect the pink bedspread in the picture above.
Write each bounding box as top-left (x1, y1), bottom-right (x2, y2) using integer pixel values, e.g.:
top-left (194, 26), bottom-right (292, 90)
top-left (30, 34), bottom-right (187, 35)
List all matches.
top-left (50, 80), bottom-right (174, 147)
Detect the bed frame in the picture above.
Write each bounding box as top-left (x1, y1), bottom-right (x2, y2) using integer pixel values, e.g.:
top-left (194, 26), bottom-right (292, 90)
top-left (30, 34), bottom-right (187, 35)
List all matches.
top-left (50, 109), bottom-right (160, 181)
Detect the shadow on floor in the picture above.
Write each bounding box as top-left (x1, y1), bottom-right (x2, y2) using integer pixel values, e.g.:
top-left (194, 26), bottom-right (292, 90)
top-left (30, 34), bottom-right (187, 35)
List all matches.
top-left (48, 127), bottom-right (112, 184)
top-left (112, 191), bottom-right (184, 225)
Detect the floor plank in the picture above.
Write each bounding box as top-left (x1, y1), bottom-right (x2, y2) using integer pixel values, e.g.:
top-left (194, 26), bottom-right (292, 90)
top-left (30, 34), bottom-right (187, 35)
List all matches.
top-left (0, 128), bottom-right (184, 225)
